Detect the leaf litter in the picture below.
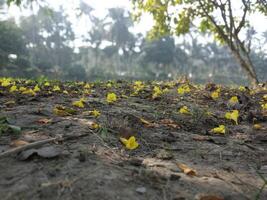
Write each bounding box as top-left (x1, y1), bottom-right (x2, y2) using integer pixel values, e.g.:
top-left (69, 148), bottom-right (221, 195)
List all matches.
top-left (0, 78), bottom-right (266, 199)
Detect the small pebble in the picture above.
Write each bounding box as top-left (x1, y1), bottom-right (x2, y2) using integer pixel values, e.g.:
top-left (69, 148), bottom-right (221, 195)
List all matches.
top-left (136, 186), bottom-right (146, 194)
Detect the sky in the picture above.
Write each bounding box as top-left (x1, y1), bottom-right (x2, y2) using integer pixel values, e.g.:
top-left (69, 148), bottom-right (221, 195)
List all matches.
top-left (6, 0), bottom-right (153, 34)
top-left (4, 0), bottom-right (267, 50)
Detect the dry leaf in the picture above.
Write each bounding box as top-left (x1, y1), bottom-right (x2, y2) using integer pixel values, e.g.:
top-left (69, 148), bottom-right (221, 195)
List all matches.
top-left (36, 118), bottom-right (52, 124)
top-left (177, 163), bottom-right (197, 176)
top-left (10, 140), bottom-right (29, 147)
top-left (197, 194), bottom-right (224, 200)
top-left (140, 118), bottom-right (158, 128)
top-left (159, 119), bottom-right (180, 128)
top-left (192, 135), bottom-right (210, 141)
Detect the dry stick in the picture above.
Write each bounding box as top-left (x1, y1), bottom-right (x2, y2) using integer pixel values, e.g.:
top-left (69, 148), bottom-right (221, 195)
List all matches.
top-left (0, 137), bottom-right (58, 159)
top-left (0, 131), bottom-right (93, 159)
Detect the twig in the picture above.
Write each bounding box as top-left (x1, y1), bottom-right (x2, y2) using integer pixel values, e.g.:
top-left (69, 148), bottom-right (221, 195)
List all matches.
top-left (0, 131), bottom-right (92, 159)
top-left (0, 137), bottom-right (58, 158)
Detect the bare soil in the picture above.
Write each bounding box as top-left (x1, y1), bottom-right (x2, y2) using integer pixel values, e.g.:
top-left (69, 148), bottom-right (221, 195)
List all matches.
top-left (0, 80), bottom-right (266, 200)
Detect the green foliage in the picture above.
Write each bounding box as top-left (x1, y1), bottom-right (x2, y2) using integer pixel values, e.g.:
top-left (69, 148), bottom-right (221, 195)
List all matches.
top-left (132, 0), bottom-right (266, 84)
top-left (0, 116), bottom-right (21, 135)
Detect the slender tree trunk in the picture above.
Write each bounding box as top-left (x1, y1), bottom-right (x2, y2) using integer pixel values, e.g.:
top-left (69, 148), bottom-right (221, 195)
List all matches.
top-left (229, 47), bottom-right (259, 85)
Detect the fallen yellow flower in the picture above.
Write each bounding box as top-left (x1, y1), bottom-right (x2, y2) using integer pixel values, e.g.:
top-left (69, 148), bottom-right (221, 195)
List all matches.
top-left (177, 84), bottom-right (190, 95)
top-left (33, 85), bottom-right (41, 92)
top-left (238, 86), bottom-right (246, 92)
top-left (120, 136), bottom-right (139, 150)
top-left (22, 89), bottom-right (36, 96)
top-left (53, 86), bottom-right (61, 92)
top-left (44, 82), bottom-right (50, 87)
top-left (262, 103), bottom-right (267, 110)
top-left (133, 81), bottom-right (144, 92)
top-left (91, 122), bottom-right (100, 129)
top-left (225, 110), bottom-right (239, 125)
top-left (84, 83), bottom-right (90, 89)
top-left (90, 109), bottom-right (101, 117)
top-left (107, 93), bottom-right (117, 103)
top-left (72, 99), bottom-right (85, 108)
top-left (106, 83), bottom-right (112, 88)
top-left (253, 124), bottom-right (262, 130)
top-left (152, 86), bottom-right (163, 99)
top-left (179, 106), bottom-right (190, 115)
top-left (9, 85), bottom-right (18, 92)
top-left (229, 96), bottom-right (239, 104)
top-left (211, 89), bottom-right (220, 100)
top-left (211, 125), bottom-right (226, 134)
top-left (19, 86), bottom-right (27, 92)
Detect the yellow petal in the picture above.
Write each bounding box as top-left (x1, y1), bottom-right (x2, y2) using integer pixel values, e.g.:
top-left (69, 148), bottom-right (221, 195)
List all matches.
top-left (179, 106), bottom-right (190, 115)
top-left (9, 85), bottom-right (18, 92)
top-left (120, 137), bottom-right (128, 146)
top-left (225, 110), bottom-right (239, 125)
top-left (120, 136), bottom-right (139, 150)
top-left (33, 85), bottom-right (40, 92)
top-left (229, 96), bottom-right (238, 104)
top-left (107, 93), bottom-right (117, 103)
top-left (72, 100), bottom-right (84, 108)
top-left (211, 125), bottom-right (226, 134)
top-left (211, 91), bottom-right (220, 100)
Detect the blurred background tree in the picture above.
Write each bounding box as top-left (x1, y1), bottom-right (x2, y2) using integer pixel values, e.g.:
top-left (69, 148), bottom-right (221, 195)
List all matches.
top-left (0, 0), bottom-right (266, 84)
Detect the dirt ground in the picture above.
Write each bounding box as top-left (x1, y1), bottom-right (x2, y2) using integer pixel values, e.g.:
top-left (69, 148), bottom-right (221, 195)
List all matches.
top-left (0, 79), bottom-right (266, 200)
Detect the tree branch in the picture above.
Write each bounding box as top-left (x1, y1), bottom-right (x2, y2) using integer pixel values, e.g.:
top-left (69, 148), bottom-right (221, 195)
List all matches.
top-left (235, 0), bottom-right (249, 35)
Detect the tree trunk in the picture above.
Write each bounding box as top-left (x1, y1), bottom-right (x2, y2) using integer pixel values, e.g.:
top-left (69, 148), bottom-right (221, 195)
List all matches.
top-left (230, 48), bottom-right (259, 85)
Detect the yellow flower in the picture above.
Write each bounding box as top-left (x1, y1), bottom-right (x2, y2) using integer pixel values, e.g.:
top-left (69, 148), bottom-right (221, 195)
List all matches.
top-left (263, 94), bottom-right (267, 101)
top-left (33, 85), bottom-right (41, 92)
top-left (262, 103), bottom-right (267, 110)
top-left (19, 86), bottom-right (27, 92)
top-left (22, 89), bottom-right (36, 96)
top-left (72, 99), bottom-right (85, 108)
top-left (152, 86), bottom-right (163, 99)
top-left (84, 83), bottom-right (90, 89)
top-left (91, 122), bottom-right (100, 129)
top-left (238, 86), bottom-right (246, 92)
top-left (179, 106), bottom-right (190, 115)
top-left (1, 79), bottom-right (11, 87)
top-left (253, 124), bottom-right (262, 130)
top-left (53, 86), bottom-right (61, 92)
top-left (211, 125), bottom-right (226, 134)
top-left (120, 136), bottom-right (139, 150)
top-left (177, 84), bottom-right (191, 95)
top-left (163, 88), bottom-right (169, 93)
top-left (250, 90), bottom-right (255, 95)
top-left (229, 96), bottom-right (238, 105)
top-left (225, 110), bottom-right (239, 125)
top-left (107, 93), bottom-right (117, 103)
top-left (83, 89), bottom-right (90, 95)
top-left (206, 111), bottom-right (213, 116)
top-left (63, 90), bottom-right (69, 94)
top-left (9, 85), bottom-right (18, 92)
top-left (133, 81), bottom-right (144, 91)
top-left (211, 89), bottom-right (220, 100)
top-left (44, 82), bottom-right (50, 87)
top-left (90, 109), bottom-right (101, 117)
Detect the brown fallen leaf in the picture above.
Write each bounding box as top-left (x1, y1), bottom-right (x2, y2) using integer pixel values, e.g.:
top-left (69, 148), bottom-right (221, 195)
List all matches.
top-left (192, 135), bottom-right (210, 141)
top-left (10, 140), bottom-right (29, 147)
top-left (36, 118), bottom-right (52, 124)
top-left (159, 119), bottom-right (180, 129)
top-left (196, 194), bottom-right (224, 200)
top-left (140, 118), bottom-right (158, 128)
top-left (176, 163), bottom-right (197, 176)
top-left (4, 100), bottom-right (16, 106)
